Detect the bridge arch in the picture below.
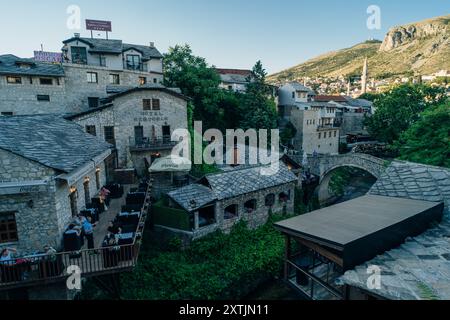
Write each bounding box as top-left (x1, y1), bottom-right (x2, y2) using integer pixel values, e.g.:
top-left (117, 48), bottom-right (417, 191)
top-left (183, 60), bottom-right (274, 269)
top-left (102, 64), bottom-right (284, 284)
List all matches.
top-left (307, 154), bottom-right (387, 205)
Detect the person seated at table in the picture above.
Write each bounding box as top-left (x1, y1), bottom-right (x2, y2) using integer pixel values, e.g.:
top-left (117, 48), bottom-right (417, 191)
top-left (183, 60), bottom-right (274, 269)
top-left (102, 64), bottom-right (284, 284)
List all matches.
top-left (0, 248), bottom-right (17, 265)
top-left (66, 223), bottom-right (81, 237)
top-left (107, 221), bottom-right (122, 235)
top-left (103, 232), bottom-right (118, 247)
top-left (82, 216), bottom-right (98, 252)
top-left (43, 245), bottom-right (57, 262)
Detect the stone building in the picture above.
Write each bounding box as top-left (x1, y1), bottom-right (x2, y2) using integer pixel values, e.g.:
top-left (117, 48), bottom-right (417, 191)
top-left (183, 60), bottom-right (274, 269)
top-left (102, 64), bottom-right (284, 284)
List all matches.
top-left (280, 103), bottom-right (340, 155)
top-left (66, 84), bottom-right (189, 176)
top-left (0, 115), bottom-right (113, 254)
top-left (215, 68), bottom-right (254, 93)
top-left (278, 82), bottom-right (340, 155)
top-left (62, 35), bottom-right (164, 112)
top-left (161, 163), bottom-right (297, 239)
top-left (0, 55), bottom-right (66, 115)
top-left (0, 35), bottom-right (165, 115)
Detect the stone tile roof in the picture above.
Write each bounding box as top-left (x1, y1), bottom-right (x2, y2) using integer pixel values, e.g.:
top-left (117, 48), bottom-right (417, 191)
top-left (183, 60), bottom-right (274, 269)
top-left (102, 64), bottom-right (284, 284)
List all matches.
top-left (341, 221), bottom-right (450, 300)
top-left (369, 161), bottom-right (450, 218)
top-left (288, 82), bottom-right (316, 94)
top-left (341, 161), bottom-right (450, 300)
top-left (0, 54), bottom-right (65, 77)
top-left (168, 163), bottom-right (297, 210)
top-left (0, 114), bottom-right (112, 173)
top-left (204, 163), bottom-right (298, 200)
top-left (62, 37), bottom-right (163, 59)
top-left (167, 184), bottom-right (216, 212)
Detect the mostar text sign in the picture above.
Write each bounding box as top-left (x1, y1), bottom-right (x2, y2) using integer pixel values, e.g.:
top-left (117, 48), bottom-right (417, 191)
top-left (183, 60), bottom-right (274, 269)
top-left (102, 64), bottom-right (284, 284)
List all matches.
top-left (86, 19), bottom-right (112, 32)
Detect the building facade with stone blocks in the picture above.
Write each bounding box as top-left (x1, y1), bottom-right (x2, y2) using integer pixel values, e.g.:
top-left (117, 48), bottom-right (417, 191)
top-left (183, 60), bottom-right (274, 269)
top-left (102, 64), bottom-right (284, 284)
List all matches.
top-left (281, 105), bottom-right (339, 155)
top-left (164, 163), bottom-right (297, 239)
top-left (0, 115), bottom-right (112, 255)
top-left (0, 55), bottom-right (66, 116)
top-left (67, 85), bottom-right (189, 176)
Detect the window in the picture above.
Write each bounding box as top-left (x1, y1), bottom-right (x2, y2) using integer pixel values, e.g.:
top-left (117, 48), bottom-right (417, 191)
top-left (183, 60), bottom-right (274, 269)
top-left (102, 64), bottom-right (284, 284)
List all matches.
top-left (162, 125), bottom-right (171, 141)
top-left (88, 97), bottom-right (99, 109)
top-left (265, 194), bottom-right (275, 207)
top-left (0, 212), bottom-right (18, 244)
top-left (6, 76), bottom-right (21, 84)
top-left (1, 112), bottom-right (13, 116)
top-left (334, 131), bottom-right (337, 137)
top-left (29, 77), bottom-right (33, 84)
top-left (87, 72), bottom-right (98, 83)
top-left (279, 191), bottom-right (291, 202)
top-left (224, 204), bottom-right (238, 220)
top-left (126, 54), bottom-right (141, 70)
top-left (71, 46), bottom-right (87, 64)
top-left (104, 126), bottom-right (115, 145)
top-left (83, 179), bottom-right (91, 206)
top-left (329, 132), bottom-right (332, 138)
top-left (152, 99), bottom-right (160, 110)
top-left (99, 55), bottom-right (107, 67)
top-left (139, 77), bottom-right (147, 85)
top-left (143, 99), bottom-right (152, 110)
top-left (86, 125), bottom-right (96, 136)
top-left (37, 95), bottom-right (50, 101)
top-left (292, 92), bottom-right (295, 99)
top-left (110, 74), bottom-right (120, 85)
top-left (134, 126), bottom-right (144, 145)
top-left (39, 78), bottom-right (53, 85)
top-left (95, 168), bottom-right (101, 190)
top-left (244, 199), bottom-right (257, 213)
top-left (318, 133), bottom-right (321, 139)
top-left (153, 78), bottom-right (158, 84)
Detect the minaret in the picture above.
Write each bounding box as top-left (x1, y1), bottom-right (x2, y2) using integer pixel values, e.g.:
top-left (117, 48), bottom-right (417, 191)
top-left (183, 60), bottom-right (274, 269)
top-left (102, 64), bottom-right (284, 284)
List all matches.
top-left (361, 57), bottom-right (368, 94)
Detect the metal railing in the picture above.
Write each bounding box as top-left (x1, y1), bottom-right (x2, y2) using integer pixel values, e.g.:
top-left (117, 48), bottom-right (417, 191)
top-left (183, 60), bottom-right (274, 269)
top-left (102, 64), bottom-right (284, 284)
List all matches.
top-left (129, 137), bottom-right (177, 151)
top-left (124, 62), bottom-right (148, 72)
top-left (0, 184), bottom-right (151, 290)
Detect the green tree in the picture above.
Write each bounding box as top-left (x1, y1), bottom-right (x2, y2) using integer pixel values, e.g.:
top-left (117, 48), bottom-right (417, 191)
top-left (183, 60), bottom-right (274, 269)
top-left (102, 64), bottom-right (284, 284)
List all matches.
top-left (395, 102), bottom-right (450, 168)
top-left (163, 44), bottom-right (229, 130)
top-left (238, 61), bottom-right (278, 130)
top-left (364, 84), bottom-right (446, 143)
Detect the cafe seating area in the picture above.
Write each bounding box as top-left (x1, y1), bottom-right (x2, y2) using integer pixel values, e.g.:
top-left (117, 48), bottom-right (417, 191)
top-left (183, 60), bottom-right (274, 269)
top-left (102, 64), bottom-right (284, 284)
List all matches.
top-left (0, 180), bottom-right (151, 289)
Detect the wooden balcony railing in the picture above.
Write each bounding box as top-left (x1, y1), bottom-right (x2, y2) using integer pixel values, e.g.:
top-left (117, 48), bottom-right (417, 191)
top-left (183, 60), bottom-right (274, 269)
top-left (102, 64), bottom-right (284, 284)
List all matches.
top-left (0, 185), bottom-right (151, 291)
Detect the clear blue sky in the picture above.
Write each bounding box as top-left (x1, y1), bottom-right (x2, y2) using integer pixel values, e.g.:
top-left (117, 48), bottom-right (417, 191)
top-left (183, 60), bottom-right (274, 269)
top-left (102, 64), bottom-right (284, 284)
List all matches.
top-left (0, 0), bottom-right (448, 73)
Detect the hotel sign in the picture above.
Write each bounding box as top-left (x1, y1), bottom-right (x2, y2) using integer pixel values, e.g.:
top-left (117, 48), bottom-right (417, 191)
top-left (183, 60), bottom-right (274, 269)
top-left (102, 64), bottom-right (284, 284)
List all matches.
top-left (34, 51), bottom-right (63, 63)
top-left (86, 19), bottom-right (112, 32)
top-left (0, 181), bottom-right (48, 195)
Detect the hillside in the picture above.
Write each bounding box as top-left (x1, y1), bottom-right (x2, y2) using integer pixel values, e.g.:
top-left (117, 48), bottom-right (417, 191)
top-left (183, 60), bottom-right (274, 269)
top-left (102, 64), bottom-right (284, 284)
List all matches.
top-left (268, 15), bottom-right (450, 83)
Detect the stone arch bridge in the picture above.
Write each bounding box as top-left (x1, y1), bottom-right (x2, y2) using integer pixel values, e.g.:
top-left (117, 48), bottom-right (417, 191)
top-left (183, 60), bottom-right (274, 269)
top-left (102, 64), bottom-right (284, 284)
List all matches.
top-left (306, 153), bottom-right (388, 204)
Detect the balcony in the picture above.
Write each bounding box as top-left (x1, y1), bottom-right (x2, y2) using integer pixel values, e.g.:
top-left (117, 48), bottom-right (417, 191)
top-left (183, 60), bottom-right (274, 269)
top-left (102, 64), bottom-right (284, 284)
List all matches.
top-left (129, 137), bottom-right (177, 152)
top-left (0, 184), bottom-right (151, 291)
top-left (124, 62), bottom-right (148, 72)
top-left (317, 123), bottom-right (341, 130)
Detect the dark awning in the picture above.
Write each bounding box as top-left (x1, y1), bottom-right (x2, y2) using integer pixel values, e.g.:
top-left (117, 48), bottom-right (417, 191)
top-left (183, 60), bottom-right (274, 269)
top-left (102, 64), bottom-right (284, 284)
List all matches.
top-left (274, 195), bottom-right (444, 271)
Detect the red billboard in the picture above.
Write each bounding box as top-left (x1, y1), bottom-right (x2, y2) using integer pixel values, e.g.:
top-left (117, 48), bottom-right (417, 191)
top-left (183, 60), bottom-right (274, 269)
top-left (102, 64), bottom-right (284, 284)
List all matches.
top-left (86, 19), bottom-right (112, 32)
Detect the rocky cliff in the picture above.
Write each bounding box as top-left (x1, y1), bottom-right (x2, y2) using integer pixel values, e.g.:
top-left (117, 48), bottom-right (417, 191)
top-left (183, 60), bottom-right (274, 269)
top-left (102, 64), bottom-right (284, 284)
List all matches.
top-left (268, 15), bottom-right (450, 83)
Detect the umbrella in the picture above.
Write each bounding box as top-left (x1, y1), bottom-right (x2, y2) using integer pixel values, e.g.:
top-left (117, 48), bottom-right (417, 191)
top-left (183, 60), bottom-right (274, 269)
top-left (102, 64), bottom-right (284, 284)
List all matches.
top-left (149, 155), bottom-right (192, 173)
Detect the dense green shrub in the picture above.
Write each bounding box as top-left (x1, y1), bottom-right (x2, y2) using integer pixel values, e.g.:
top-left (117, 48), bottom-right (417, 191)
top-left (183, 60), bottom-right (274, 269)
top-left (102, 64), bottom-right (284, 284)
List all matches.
top-left (119, 216), bottom-right (291, 300)
top-left (152, 199), bottom-right (191, 231)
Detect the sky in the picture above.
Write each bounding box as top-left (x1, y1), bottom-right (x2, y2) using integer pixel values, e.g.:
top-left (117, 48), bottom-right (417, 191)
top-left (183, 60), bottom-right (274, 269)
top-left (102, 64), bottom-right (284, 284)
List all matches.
top-left (0, 0), bottom-right (448, 74)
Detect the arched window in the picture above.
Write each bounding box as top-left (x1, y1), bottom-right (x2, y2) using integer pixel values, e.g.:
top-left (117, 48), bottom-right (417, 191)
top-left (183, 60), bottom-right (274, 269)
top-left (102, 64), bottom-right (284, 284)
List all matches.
top-left (224, 204), bottom-right (238, 220)
top-left (265, 194), bottom-right (275, 207)
top-left (244, 199), bottom-right (257, 213)
top-left (279, 191), bottom-right (290, 203)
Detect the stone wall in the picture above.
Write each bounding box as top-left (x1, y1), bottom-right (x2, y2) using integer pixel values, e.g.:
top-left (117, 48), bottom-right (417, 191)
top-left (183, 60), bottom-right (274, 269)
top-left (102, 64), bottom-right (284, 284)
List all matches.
top-left (0, 150), bottom-right (59, 254)
top-left (72, 89), bottom-right (188, 170)
top-left (215, 183), bottom-right (295, 233)
top-left (0, 149), bottom-right (108, 255)
top-left (338, 112), bottom-right (368, 136)
top-left (0, 75), bottom-right (66, 115)
top-left (64, 64), bottom-right (164, 112)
